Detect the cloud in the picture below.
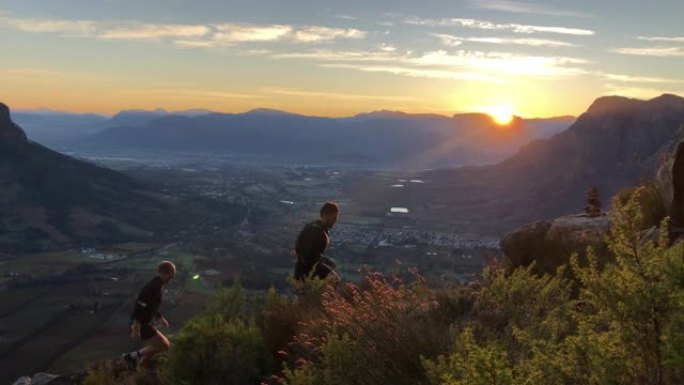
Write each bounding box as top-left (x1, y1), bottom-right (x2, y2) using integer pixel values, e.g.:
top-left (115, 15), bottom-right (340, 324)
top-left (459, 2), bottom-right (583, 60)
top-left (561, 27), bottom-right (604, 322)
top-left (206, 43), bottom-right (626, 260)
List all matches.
top-left (405, 17), bottom-right (594, 36)
top-left (407, 50), bottom-right (588, 77)
top-left (603, 73), bottom-right (684, 84)
top-left (0, 12), bottom-right (367, 46)
top-left (273, 48), bottom-right (589, 81)
top-left (128, 87), bottom-right (263, 100)
top-left (638, 36), bottom-right (684, 43)
top-left (603, 83), bottom-right (684, 99)
top-left (0, 66), bottom-right (108, 85)
top-left (173, 39), bottom-right (215, 48)
top-left (99, 24), bottom-right (210, 40)
top-left (431, 34), bottom-right (464, 47)
top-left (0, 13), bottom-right (96, 36)
top-left (212, 23), bottom-right (292, 43)
top-left (293, 26), bottom-right (366, 43)
top-left (272, 49), bottom-right (401, 62)
top-left (471, 1), bottom-right (591, 17)
top-left (378, 43), bottom-right (397, 52)
top-left (263, 87), bottom-right (416, 101)
top-left (319, 63), bottom-right (503, 82)
top-left (612, 46), bottom-right (684, 57)
top-left (431, 33), bottom-right (576, 47)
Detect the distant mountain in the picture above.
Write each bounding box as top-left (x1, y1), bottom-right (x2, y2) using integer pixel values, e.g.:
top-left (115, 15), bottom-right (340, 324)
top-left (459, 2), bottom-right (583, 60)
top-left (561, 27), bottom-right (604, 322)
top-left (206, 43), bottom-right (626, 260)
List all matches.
top-left (80, 110), bottom-right (573, 169)
top-left (107, 108), bottom-right (220, 127)
top-left (396, 94), bottom-right (684, 233)
top-left (12, 108), bottom-right (221, 147)
top-left (12, 111), bottom-right (109, 145)
top-left (0, 103), bottom-right (242, 253)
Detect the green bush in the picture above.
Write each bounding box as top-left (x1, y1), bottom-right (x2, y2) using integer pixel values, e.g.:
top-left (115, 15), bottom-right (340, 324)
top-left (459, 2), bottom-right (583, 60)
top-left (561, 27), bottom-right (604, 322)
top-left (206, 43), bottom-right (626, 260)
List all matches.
top-left (424, 188), bottom-right (684, 385)
top-left (613, 182), bottom-right (667, 230)
top-left (570, 187), bottom-right (684, 385)
top-left (164, 315), bottom-right (267, 385)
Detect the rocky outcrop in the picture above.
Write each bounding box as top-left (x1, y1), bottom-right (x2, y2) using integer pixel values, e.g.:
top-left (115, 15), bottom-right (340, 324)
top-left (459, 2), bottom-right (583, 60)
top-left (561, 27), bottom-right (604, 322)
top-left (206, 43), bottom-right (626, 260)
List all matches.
top-left (0, 102), bottom-right (28, 144)
top-left (11, 373), bottom-right (60, 385)
top-left (501, 214), bottom-right (612, 275)
top-left (655, 126), bottom-right (684, 227)
top-left (11, 357), bottom-right (151, 385)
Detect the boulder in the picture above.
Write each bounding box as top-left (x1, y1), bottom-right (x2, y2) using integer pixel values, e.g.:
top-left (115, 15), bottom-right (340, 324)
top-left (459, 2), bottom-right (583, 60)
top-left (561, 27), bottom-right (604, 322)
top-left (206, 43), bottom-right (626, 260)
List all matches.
top-left (11, 377), bottom-right (31, 385)
top-left (500, 220), bottom-right (551, 269)
top-left (655, 127), bottom-right (684, 227)
top-left (11, 373), bottom-right (59, 385)
top-left (501, 214), bottom-right (612, 275)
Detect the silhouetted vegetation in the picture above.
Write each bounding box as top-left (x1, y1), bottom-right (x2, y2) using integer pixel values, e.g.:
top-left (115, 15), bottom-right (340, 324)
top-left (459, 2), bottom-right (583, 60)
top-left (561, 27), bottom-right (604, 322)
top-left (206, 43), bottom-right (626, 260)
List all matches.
top-left (86, 188), bottom-right (683, 385)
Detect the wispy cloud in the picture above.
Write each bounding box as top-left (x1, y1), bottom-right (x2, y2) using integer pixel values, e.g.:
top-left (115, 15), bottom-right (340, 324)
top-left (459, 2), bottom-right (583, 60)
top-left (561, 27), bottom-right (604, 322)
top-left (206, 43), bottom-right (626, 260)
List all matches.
top-left (0, 12), bottom-right (367, 46)
top-left (603, 73), bottom-right (684, 84)
top-left (0, 13), bottom-right (96, 35)
top-left (263, 87), bottom-right (416, 101)
top-left (638, 36), bottom-right (684, 43)
top-left (272, 47), bottom-right (589, 81)
top-left (293, 26), bottom-right (366, 43)
top-left (128, 87), bottom-right (263, 100)
top-left (272, 49), bottom-right (401, 62)
top-left (320, 63), bottom-right (503, 82)
top-left (405, 16), bottom-right (595, 36)
top-left (212, 23), bottom-right (292, 44)
top-left (378, 43), bottom-right (397, 52)
top-left (173, 39), bottom-right (215, 48)
top-left (99, 23), bottom-right (210, 40)
top-left (612, 46), bottom-right (684, 57)
top-left (471, 1), bottom-right (591, 18)
top-left (431, 34), bottom-right (464, 47)
top-left (0, 66), bottom-right (108, 84)
top-left (603, 83), bottom-right (684, 99)
top-left (407, 50), bottom-right (589, 77)
top-left (431, 33), bottom-right (576, 47)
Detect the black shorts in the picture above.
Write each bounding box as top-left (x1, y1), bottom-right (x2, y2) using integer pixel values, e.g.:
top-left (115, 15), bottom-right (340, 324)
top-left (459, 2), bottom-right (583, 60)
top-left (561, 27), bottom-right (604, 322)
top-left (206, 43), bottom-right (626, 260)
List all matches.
top-left (294, 259), bottom-right (335, 280)
top-left (129, 320), bottom-right (157, 341)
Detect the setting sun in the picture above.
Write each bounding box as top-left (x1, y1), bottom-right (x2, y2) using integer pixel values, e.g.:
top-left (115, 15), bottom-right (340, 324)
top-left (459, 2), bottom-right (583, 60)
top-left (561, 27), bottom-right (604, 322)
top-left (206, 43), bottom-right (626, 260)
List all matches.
top-left (486, 105), bottom-right (515, 125)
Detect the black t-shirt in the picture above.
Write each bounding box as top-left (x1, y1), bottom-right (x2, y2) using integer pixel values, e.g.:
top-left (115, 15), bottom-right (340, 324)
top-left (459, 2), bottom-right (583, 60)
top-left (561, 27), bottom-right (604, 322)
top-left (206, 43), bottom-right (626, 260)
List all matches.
top-left (131, 276), bottom-right (163, 324)
top-left (294, 219), bottom-right (330, 267)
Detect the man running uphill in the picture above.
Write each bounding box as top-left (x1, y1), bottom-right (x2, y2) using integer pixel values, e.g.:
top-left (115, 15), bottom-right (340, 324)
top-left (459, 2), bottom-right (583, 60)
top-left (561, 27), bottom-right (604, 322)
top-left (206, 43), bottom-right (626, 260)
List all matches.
top-left (292, 202), bottom-right (340, 282)
top-left (123, 261), bottom-right (176, 369)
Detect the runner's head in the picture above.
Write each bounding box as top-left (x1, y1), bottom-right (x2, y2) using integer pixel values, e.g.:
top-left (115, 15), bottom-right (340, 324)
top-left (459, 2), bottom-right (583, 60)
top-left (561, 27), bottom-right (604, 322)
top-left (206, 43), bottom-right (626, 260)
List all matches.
top-left (158, 261), bottom-right (177, 283)
top-left (319, 201), bottom-right (340, 229)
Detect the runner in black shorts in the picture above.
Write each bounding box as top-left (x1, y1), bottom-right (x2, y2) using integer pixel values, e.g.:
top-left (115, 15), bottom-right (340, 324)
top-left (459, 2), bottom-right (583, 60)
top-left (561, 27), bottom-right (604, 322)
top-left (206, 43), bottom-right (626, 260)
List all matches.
top-left (123, 261), bottom-right (176, 369)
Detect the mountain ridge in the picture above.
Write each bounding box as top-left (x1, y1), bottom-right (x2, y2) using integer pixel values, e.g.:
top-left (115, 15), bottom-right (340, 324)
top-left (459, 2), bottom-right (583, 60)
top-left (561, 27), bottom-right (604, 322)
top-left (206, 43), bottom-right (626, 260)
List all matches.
top-left (413, 93), bottom-right (684, 230)
top-left (79, 108), bottom-right (574, 169)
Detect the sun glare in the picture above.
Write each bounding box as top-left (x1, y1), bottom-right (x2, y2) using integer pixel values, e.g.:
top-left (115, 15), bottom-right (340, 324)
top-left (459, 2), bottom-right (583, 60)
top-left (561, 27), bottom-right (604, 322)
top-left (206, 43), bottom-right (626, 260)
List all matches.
top-left (487, 105), bottom-right (515, 125)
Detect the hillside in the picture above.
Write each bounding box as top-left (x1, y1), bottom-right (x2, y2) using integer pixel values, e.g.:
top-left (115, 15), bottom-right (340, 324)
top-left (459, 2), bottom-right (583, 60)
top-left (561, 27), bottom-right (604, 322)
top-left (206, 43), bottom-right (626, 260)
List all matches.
top-left (344, 94), bottom-right (684, 234)
top-left (0, 103), bottom-right (243, 252)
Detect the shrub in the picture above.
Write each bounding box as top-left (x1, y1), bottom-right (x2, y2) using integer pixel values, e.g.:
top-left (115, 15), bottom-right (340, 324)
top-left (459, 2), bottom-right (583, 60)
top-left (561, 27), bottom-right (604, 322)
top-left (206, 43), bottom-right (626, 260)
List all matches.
top-left (283, 270), bottom-right (456, 385)
top-left (163, 315), bottom-right (267, 385)
top-left (613, 182), bottom-right (667, 230)
top-left (423, 328), bottom-right (513, 385)
top-left (570, 187), bottom-right (684, 385)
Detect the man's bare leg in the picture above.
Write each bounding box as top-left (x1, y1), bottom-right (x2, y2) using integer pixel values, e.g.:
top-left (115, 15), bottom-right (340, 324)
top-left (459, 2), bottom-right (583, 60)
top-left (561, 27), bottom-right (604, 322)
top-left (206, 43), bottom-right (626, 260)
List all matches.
top-left (138, 330), bottom-right (170, 368)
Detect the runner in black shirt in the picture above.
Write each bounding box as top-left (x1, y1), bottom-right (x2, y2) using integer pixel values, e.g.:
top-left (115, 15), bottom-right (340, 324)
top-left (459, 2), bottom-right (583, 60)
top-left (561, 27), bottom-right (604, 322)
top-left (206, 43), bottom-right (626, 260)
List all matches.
top-left (292, 202), bottom-right (340, 281)
top-left (123, 261), bottom-right (176, 369)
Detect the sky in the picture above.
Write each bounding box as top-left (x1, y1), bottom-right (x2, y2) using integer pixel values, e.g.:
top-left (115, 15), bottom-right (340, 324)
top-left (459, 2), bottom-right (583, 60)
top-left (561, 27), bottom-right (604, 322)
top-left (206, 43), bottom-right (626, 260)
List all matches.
top-left (1, 0), bottom-right (683, 118)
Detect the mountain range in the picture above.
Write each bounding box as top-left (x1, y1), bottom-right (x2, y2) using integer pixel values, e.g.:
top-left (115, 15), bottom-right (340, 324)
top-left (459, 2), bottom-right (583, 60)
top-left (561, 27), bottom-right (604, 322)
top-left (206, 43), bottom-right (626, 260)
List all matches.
top-left (13, 108), bottom-right (574, 169)
top-left (7, 93), bottom-right (684, 243)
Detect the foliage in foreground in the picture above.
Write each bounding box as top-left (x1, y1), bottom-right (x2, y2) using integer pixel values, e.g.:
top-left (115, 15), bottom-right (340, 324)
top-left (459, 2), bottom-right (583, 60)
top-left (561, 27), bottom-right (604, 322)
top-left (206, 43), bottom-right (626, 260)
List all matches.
top-left (98, 187), bottom-right (683, 385)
